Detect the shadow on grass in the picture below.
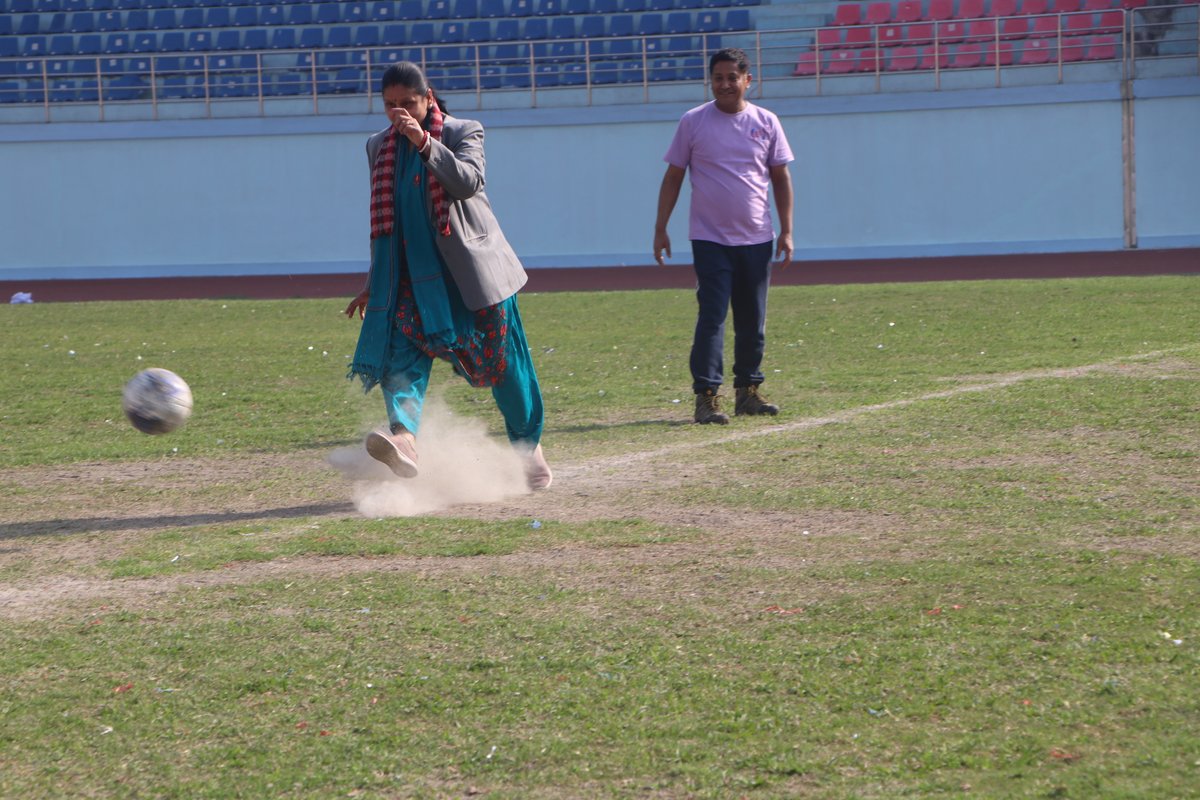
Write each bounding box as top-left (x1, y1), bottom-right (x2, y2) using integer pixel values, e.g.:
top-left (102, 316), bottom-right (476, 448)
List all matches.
top-left (0, 501), bottom-right (356, 540)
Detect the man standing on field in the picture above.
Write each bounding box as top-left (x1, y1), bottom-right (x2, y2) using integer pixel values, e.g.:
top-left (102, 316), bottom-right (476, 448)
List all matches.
top-left (653, 47), bottom-right (795, 425)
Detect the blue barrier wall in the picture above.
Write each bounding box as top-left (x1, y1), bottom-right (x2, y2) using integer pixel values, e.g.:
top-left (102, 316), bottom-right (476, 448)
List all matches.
top-left (1, 77), bottom-right (1197, 281)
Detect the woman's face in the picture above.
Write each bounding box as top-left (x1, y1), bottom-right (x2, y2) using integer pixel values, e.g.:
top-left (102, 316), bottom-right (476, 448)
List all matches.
top-left (383, 84), bottom-right (431, 125)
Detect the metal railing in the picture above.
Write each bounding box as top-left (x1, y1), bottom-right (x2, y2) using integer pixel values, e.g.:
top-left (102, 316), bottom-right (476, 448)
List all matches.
top-left (0, 5), bottom-right (1196, 121)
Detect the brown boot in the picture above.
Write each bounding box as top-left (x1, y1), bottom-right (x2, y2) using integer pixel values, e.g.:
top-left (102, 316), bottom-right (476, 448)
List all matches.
top-left (735, 385), bottom-right (779, 416)
top-left (694, 388), bottom-right (730, 425)
top-left (365, 427), bottom-right (419, 478)
top-left (521, 444), bottom-right (553, 491)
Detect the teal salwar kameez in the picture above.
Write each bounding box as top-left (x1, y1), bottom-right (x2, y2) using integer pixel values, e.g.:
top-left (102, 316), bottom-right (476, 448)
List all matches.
top-left (349, 135), bottom-right (544, 446)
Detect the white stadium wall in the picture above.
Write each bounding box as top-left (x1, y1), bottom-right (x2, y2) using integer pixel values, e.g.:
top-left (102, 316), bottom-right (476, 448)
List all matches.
top-left (0, 80), bottom-right (1197, 282)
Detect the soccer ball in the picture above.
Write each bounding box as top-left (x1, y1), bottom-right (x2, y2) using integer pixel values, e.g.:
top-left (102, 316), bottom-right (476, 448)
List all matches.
top-left (122, 368), bottom-right (193, 435)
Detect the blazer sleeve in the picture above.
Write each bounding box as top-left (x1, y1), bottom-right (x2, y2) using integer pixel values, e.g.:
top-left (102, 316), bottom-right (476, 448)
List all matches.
top-left (423, 118), bottom-right (486, 201)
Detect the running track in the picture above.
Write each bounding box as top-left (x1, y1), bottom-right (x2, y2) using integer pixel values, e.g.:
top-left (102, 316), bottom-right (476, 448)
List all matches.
top-left (3, 248), bottom-right (1196, 303)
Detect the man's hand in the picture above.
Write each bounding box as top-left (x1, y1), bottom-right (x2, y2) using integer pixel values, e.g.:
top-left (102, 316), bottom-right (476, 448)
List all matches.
top-left (345, 289), bottom-right (370, 320)
top-left (775, 232), bottom-right (793, 268)
top-left (653, 230), bottom-right (672, 266)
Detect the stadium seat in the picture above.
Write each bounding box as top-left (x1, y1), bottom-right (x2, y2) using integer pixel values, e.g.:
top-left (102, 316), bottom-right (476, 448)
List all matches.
top-left (76, 33), bottom-right (101, 54)
top-left (132, 31), bottom-right (156, 53)
top-left (105, 73), bottom-right (146, 101)
top-left (180, 7), bottom-right (203, 28)
top-left (896, 0), bottom-right (921, 22)
top-left (125, 9), bottom-right (148, 30)
top-left (566, 0), bottom-right (590, 13)
top-left (1000, 15), bottom-right (1030, 37)
top-left (537, 0), bottom-right (563, 14)
top-left (956, 0), bottom-right (985, 17)
top-left (856, 47), bottom-right (881, 70)
top-left (270, 27), bottom-right (295, 49)
top-left (151, 8), bottom-right (175, 29)
top-left (96, 10), bottom-right (120, 32)
top-left (1029, 14), bottom-right (1058, 35)
top-left (242, 29), bottom-right (267, 50)
top-left (594, 0), bottom-right (618, 11)
top-left (827, 48), bottom-right (858, 72)
top-left (206, 7), bottom-right (231, 28)
top-left (103, 33), bottom-right (129, 54)
top-left (48, 34), bottom-right (74, 55)
top-left (427, 0), bottom-right (451, 18)
top-left (410, 21), bottom-right (435, 44)
top-left (504, 62), bottom-right (532, 87)
top-left (397, 0), bottom-right (423, 19)
top-left (328, 26), bottom-right (352, 47)
top-left (967, 18), bottom-right (997, 40)
top-left (480, 0), bottom-right (505, 16)
top-left (793, 50), bottom-right (818, 75)
top-left (464, 19), bottom-right (490, 41)
top-left (723, 9), bottom-right (750, 30)
top-left (510, 0), bottom-right (534, 14)
top-left (1085, 33), bottom-right (1117, 58)
top-left (992, 0), bottom-right (1019, 15)
top-left (234, 6), bottom-right (258, 27)
top-left (216, 30), bottom-right (241, 51)
top-left (370, 1), bottom-right (395, 22)
top-left (886, 44), bottom-right (920, 69)
top-left (925, 0), bottom-right (954, 20)
top-left (68, 11), bottom-right (94, 32)
top-left (877, 22), bottom-right (902, 44)
top-left (550, 16), bottom-right (576, 37)
top-left (382, 23), bottom-right (407, 43)
top-left (289, 4), bottom-right (313, 25)
top-left (344, 1), bottom-right (369, 23)
top-left (983, 39), bottom-right (1015, 63)
top-left (865, 1), bottom-right (891, 24)
top-left (844, 25), bottom-right (873, 46)
top-left (581, 14), bottom-right (606, 36)
top-left (271, 71), bottom-right (311, 97)
top-left (261, 6), bottom-right (285, 26)
top-left (0, 81), bottom-right (24, 104)
top-left (439, 20), bottom-right (464, 42)
top-left (315, 3), bottom-right (340, 24)
top-left (1061, 34), bottom-right (1086, 60)
top-left (610, 13), bottom-right (634, 36)
top-left (1064, 12), bottom-right (1095, 35)
top-left (637, 12), bottom-right (663, 35)
top-left (833, 3), bottom-right (860, 25)
top-left (950, 41), bottom-right (984, 66)
top-left (666, 11), bottom-right (691, 33)
top-left (618, 0), bottom-right (646, 12)
top-left (560, 61), bottom-right (587, 84)
top-left (1022, 0), bottom-right (1049, 12)
top-left (16, 14), bottom-right (38, 36)
top-left (451, 0), bottom-right (479, 16)
top-left (918, 43), bottom-right (950, 68)
top-left (938, 19), bottom-right (968, 42)
top-left (817, 27), bottom-right (842, 47)
top-left (1051, 0), bottom-right (1081, 10)
top-left (161, 31), bottom-right (184, 52)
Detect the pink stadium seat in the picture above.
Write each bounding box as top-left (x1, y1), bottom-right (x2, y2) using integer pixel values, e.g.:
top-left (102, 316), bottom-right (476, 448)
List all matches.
top-left (1018, 36), bottom-right (1054, 61)
top-left (794, 50), bottom-right (819, 75)
top-left (926, 0), bottom-right (955, 20)
top-left (1061, 34), bottom-right (1086, 60)
top-left (818, 27), bottom-right (843, 46)
top-left (1083, 0), bottom-right (1115, 9)
top-left (896, 0), bottom-right (922, 22)
top-left (984, 39), bottom-right (1016, 63)
top-left (919, 43), bottom-right (951, 68)
top-left (951, 41), bottom-right (985, 66)
top-left (967, 18), bottom-right (998, 40)
top-left (1085, 32), bottom-right (1117, 58)
top-left (857, 47), bottom-right (882, 70)
top-left (1022, 0), bottom-right (1048, 13)
top-left (887, 44), bottom-right (921, 68)
top-left (878, 23), bottom-right (905, 45)
top-left (827, 48), bottom-right (859, 71)
top-left (1001, 16), bottom-right (1031, 37)
top-left (956, 0), bottom-right (986, 18)
top-left (865, 1), bottom-right (892, 24)
top-left (1030, 14), bottom-right (1059, 35)
top-left (938, 19), bottom-right (968, 42)
top-left (906, 21), bottom-right (936, 44)
top-left (991, 0), bottom-right (1019, 16)
top-left (1064, 12), bottom-right (1096, 34)
top-left (834, 3), bottom-right (862, 25)
top-left (1051, 0), bottom-right (1081, 11)
top-left (844, 25), bottom-right (875, 46)
top-left (1095, 10), bottom-right (1123, 33)
top-left (1118, 0), bottom-right (1146, 8)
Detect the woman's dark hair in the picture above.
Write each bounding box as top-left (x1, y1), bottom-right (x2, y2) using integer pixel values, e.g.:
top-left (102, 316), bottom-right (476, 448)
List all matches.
top-left (709, 47), bottom-right (750, 75)
top-left (380, 62), bottom-right (447, 114)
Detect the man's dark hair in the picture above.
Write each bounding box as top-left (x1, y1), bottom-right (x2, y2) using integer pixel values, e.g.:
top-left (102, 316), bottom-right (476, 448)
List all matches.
top-left (709, 47), bottom-right (750, 75)
top-left (380, 62), bottom-right (447, 113)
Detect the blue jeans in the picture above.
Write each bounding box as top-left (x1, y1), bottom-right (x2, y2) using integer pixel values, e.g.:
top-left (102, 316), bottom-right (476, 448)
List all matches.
top-left (689, 239), bottom-right (774, 395)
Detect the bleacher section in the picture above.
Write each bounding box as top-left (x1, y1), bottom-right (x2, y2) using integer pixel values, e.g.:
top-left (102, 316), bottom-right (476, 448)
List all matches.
top-left (793, 0), bottom-right (1196, 75)
top-left (0, 0), bottom-right (759, 104)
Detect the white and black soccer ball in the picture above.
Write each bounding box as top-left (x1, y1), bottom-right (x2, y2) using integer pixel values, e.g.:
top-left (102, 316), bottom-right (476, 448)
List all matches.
top-left (122, 368), bottom-right (193, 435)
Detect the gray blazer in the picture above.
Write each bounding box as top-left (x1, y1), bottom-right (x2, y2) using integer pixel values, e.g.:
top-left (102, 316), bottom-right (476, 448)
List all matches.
top-left (367, 116), bottom-right (527, 310)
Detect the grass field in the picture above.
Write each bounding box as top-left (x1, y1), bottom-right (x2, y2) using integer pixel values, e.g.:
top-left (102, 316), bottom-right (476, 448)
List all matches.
top-left (1, 274), bottom-right (1197, 799)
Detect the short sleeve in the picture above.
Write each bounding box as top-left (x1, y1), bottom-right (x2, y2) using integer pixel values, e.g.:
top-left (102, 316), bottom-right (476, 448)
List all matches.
top-left (663, 112), bottom-right (693, 170)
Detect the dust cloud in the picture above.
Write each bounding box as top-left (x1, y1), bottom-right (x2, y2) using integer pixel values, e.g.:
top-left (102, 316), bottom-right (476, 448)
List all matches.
top-left (327, 400), bottom-right (529, 517)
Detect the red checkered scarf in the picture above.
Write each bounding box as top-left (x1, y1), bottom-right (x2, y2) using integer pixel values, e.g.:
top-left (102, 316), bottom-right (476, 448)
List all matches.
top-left (369, 98), bottom-right (451, 240)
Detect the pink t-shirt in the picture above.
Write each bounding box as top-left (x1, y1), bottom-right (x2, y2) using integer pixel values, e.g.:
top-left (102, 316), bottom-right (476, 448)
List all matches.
top-left (664, 101), bottom-right (794, 247)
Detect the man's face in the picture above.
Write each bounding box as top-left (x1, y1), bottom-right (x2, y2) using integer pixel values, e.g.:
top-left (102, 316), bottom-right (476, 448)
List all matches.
top-left (710, 59), bottom-right (751, 113)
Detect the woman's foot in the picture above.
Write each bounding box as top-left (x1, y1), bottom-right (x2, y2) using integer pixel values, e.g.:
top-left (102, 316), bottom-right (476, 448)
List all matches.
top-left (521, 444), bottom-right (552, 491)
top-left (365, 428), bottom-right (419, 479)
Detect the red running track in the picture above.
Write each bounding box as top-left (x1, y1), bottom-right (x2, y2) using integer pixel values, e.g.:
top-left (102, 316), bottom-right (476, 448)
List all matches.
top-left (2, 249), bottom-right (1196, 303)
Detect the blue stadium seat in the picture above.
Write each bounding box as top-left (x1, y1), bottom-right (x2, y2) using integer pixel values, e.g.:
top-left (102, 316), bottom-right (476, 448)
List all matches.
top-left (103, 33), bottom-right (129, 54)
top-left (78, 77), bottom-right (99, 102)
top-left (431, 45), bottom-right (462, 65)
top-left (0, 16), bottom-right (11, 37)
top-left (523, 17), bottom-right (548, 39)
top-left (154, 54), bottom-right (181, 74)
top-left (19, 79), bottom-right (45, 104)
top-left (344, 2), bottom-right (368, 23)
top-left (560, 60), bottom-right (586, 84)
top-left (444, 65), bottom-right (474, 90)
top-left (534, 61), bottom-right (559, 86)
top-left (36, 0), bottom-right (61, 9)
top-left (509, 0), bottom-right (533, 16)
top-left (76, 34), bottom-right (101, 54)
top-left (47, 12), bottom-right (67, 34)
top-left (580, 15), bottom-right (605, 37)
top-left (269, 71), bottom-right (310, 96)
top-left (132, 31), bottom-right (156, 52)
top-left (649, 0), bottom-right (673, 10)
top-left (694, 10), bottom-right (718, 33)
top-left (397, 0), bottom-right (422, 20)
top-left (206, 7), bottom-right (231, 28)
top-left (537, 0), bottom-right (563, 15)
top-left (453, 0), bottom-right (478, 17)
top-left (638, 13), bottom-right (663, 35)
top-left (160, 75), bottom-right (201, 99)
top-left (243, 29), bottom-right (267, 49)
top-left (382, 23), bottom-right (407, 43)
top-left (620, 60), bottom-right (643, 83)
top-left (125, 9), bottom-right (148, 30)
top-left (216, 33), bottom-right (243, 55)
top-left (10, 0), bottom-right (34, 10)
top-left (606, 36), bottom-right (636, 59)
top-left (550, 16), bottom-right (576, 38)
top-left (566, 0), bottom-right (590, 13)
top-left (48, 34), bottom-right (75, 55)
top-left (619, 0), bottom-right (645, 11)
top-left (465, 19), bottom-right (491, 42)
top-left (409, 21), bottom-right (434, 44)
top-left (260, 6), bottom-right (285, 26)
top-left (151, 8), bottom-right (175, 29)
top-left (213, 73), bottom-right (249, 99)
top-left (439, 21), bottom-right (464, 42)
top-left (0, 37), bottom-right (17, 60)
top-left (427, 0), bottom-right (450, 18)
top-left (186, 31), bottom-right (212, 51)
top-left (47, 57), bottom-right (72, 76)
top-left (479, 63), bottom-right (502, 89)
top-left (50, 78), bottom-right (78, 103)
top-left (355, 25), bottom-right (381, 47)
top-left (270, 27), bottom-right (295, 48)
top-left (105, 74), bottom-right (146, 101)
top-left (664, 34), bottom-right (697, 56)
top-left (68, 11), bottom-right (94, 32)
top-left (591, 59), bottom-right (620, 83)
top-left (494, 18), bottom-right (520, 40)
top-left (315, 3), bottom-right (340, 24)
top-left (593, 0), bottom-right (617, 10)
top-left (503, 63), bottom-right (531, 87)
top-left (161, 31), bottom-right (185, 52)
top-left (665, 11), bottom-right (691, 34)
top-left (327, 26), bottom-right (352, 47)
top-left (96, 10), bottom-right (120, 31)
top-left (234, 6), bottom-right (258, 27)
top-left (722, 9), bottom-right (749, 31)
top-left (550, 40), bottom-right (580, 60)
top-left (480, 0), bottom-right (505, 16)
top-left (371, 1), bottom-right (395, 21)
top-left (180, 8), bottom-right (203, 28)
top-left (289, 4), bottom-right (313, 25)
top-left (299, 27), bottom-right (324, 48)
top-left (609, 13), bottom-right (634, 37)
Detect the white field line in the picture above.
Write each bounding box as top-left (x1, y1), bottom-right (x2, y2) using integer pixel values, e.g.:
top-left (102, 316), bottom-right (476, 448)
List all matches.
top-left (564, 347), bottom-right (1198, 476)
